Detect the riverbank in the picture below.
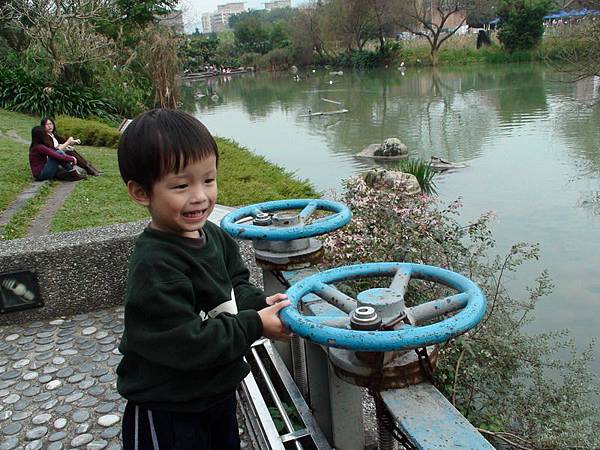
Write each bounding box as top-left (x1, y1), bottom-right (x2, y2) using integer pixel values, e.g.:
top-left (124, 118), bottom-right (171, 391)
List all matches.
top-left (0, 109), bottom-right (317, 239)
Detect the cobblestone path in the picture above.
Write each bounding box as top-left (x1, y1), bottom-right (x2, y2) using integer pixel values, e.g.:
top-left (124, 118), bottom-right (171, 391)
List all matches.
top-left (0, 308), bottom-right (255, 450)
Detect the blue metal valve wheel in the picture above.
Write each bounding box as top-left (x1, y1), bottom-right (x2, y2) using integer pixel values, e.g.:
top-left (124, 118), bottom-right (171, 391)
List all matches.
top-left (220, 199), bottom-right (351, 241)
top-left (280, 262), bottom-right (486, 352)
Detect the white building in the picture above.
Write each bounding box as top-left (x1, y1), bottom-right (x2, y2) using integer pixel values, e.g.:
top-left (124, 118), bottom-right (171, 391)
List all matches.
top-left (201, 12), bottom-right (212, 33)
top-left (211, 2), bottom-right (246, 33)
top-left (264, 0), bottom-right (291, 10)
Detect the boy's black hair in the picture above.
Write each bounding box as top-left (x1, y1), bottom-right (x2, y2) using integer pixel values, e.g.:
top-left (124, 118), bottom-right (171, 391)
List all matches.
top-left (118, 109), bottom-right (219, 193)
top-left (30, 125), bottom-right (48, 149)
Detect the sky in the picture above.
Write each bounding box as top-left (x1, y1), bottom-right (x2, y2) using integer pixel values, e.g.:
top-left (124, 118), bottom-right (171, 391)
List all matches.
top-left (180, 0), bottom-right (304, 32)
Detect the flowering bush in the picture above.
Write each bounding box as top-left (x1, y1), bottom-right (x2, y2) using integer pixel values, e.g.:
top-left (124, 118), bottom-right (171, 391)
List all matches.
top-left (321, 176), bottom-right (599, 449)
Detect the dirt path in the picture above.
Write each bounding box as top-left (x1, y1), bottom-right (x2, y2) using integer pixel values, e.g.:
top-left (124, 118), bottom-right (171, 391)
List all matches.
top-left (0, 181), bottom-right (48, 231)
top-left (26, 181), bottom-right (78, 236)
top-left (0, 127), bottom-right (82, 238)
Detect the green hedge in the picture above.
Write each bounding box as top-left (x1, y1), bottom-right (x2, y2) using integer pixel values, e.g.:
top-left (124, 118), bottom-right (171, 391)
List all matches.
top-left (56, 115), bottom-right (120, 148)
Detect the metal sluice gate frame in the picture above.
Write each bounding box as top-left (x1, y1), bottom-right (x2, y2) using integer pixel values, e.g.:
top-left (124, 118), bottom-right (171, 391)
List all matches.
top-left (238, 338), bottom-right (332, 450)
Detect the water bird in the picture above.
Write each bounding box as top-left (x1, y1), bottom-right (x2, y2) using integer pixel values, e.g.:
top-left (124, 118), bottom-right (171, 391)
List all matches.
top-left (329, 80), bottom-right (333, 85)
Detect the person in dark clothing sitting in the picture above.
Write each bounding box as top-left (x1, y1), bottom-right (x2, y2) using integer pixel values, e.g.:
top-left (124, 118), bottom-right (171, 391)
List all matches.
top-left (28, 125), bottom-right (85, 181)
top-left (40, 117), bottom-right (101, 176)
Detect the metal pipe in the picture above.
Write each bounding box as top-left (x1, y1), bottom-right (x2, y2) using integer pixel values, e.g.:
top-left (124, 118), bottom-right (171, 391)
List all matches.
top-left (250, 347), bottom-right (304, 450)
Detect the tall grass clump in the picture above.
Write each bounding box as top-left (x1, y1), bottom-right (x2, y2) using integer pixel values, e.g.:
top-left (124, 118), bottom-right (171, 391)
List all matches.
top-left (396, 158), bottom-right (438, 195)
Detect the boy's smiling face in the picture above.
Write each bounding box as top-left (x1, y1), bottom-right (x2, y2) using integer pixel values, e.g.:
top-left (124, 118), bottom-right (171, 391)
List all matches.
top-left (129, 155), bottom-right (218, 239)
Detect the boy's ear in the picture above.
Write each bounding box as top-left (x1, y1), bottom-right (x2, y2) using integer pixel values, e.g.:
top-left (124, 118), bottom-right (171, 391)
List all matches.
top-left (127, 181), bottom-right (150, 206)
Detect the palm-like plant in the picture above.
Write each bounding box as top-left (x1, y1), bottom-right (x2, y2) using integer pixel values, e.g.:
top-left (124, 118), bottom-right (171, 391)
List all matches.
top-left (396, 158), bottom-right (438, 195)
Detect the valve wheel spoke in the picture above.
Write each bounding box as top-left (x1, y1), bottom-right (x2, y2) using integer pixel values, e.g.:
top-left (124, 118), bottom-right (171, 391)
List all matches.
top-left (408, 292), bottom-right (469, 325)
top-left (303, 315), bottom-right (350, 328)
top-left (250, 207), bottom-right (264, 218)
top-left (310, 212), bottom-right (343, 227)
top-left (299, 201), bottom-right (319, 223)
top-left (313, 281), bottom-right (357, 314)
top-left (388, 267), bottom-right (411, 298)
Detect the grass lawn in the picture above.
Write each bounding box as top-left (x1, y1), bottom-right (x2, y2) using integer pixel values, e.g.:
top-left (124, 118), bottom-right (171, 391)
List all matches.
top-left (0, 137), bottom-right (32, 213)
top-left (0, 109), bottom-right (318, 236)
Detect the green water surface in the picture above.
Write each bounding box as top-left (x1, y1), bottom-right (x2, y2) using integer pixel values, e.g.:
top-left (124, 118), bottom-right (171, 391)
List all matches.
top-left (183, 64), bottom-right (600, 376)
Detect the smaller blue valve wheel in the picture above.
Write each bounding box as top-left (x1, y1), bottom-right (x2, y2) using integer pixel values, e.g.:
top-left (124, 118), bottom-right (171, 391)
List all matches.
top-left (220, 199), bottom-right (351, 241)
top-left (280, 262), bottom-right (486, 352)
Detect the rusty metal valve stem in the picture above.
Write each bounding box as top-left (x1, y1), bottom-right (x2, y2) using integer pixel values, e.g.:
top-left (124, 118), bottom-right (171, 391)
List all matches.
top-left (350, 307), bottom-right (383, 366)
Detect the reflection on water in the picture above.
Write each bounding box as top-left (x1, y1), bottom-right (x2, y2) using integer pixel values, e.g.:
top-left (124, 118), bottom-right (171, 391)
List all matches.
top-left (182, 65), bottom-right (600, 374)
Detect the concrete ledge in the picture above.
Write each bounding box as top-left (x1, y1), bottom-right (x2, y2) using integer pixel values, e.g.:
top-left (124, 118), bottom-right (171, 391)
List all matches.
top-left (0, 220), bottom-right (147, 324)
top-left (0, 205), bottom-right (249, 325)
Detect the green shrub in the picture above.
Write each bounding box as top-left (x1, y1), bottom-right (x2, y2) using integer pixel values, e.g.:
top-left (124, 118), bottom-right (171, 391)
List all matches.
top-left (0, 66), bottom-right (118, 121)
top-left (96, 69), bottom-right (150, 119)
top-left (322, 177), bottom-right (600, 449)
top-left (258, 47), bottom-right (291, 70)
top-left (56, 115), bottom-right (120, 148)
top-left (239, 52), bottom-right (262, 68)
top-left (497, 0), bottom-right (554, 52)
top-left (334, 49), bottom-right (381, 70)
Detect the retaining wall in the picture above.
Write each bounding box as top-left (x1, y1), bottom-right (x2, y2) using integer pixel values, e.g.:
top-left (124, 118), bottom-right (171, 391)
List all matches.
top-left (0, 221), bottom-right (147, 325)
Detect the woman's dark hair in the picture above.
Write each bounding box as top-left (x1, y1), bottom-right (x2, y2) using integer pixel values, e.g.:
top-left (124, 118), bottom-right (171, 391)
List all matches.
top-left (30, 126), bottom-right (49, 149)
top-left (40, 117), bottom-right (65, 147)
top-left (118, 109), bottom-right (219, 193)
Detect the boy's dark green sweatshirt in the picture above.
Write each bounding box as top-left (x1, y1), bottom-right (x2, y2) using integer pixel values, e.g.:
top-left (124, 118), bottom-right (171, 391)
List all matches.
top-left (116, 221), bottom-right (266, 412)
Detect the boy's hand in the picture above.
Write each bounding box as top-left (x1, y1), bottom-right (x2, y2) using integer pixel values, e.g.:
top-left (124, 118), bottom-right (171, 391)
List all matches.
top-left (266, 293), bottom-right (288, 305)
top-left (258, 299), bottom-right (293, 342)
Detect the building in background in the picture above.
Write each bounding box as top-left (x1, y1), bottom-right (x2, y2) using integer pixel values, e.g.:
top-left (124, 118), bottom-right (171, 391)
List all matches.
top-left (201, 12), bottom-right (212, 33)
top-left (264, 0), bottom-right (291, 10)
top-left (211, 2), bottom-right (246, 33)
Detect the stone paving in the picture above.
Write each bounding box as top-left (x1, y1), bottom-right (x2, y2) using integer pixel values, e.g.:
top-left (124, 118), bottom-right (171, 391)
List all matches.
top-left (0, 308), bottom-right (257, 450)
top-left (0, 307), bottom-right (125, 450)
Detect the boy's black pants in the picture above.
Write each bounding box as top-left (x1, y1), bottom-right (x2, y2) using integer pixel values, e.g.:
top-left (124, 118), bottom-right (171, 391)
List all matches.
top-left (122, 393), bottom-right (241, 450)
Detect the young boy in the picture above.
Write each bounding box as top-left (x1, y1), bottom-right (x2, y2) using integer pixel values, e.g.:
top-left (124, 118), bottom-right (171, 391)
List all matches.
top-left (116, 108), bottom-right (291, 450)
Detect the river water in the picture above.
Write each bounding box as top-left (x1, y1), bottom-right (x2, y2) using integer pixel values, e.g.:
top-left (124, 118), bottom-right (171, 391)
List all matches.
top-left (182, 65), bottom-right (600, 375)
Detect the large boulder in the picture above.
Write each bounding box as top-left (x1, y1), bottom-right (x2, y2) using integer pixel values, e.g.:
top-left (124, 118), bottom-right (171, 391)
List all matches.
top-left (362, 169), bottom-right (421, 195)
top-left (374, 138), bottom-right (408, 157)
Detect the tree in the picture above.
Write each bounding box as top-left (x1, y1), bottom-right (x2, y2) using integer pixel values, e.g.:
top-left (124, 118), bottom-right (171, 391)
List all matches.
top-left (496, 0), bottom-right (554, 52)
top-left (287, 3), bottom-right (331, 62)
top-left (233, 13), bottom-right (272, 54)
top-left (323, 0), bottom-right (376, 51)
top-left (366, 0), bottom-right (398, 54)
top-left (550, 1), bottom-right (600, 81)
top-left (465, 0), bottom-right (498, 27)
top-left (140, 28), bottom-right (180, 108)
top-left (395, 0), bottom-right (468, 66)
top-left (179, 34), bottom-right (219, 71)
top-left (116, 0), bottom-right (178, 26)
top-left (0, 0), bottom-right (115, 78)
top-left (231, 10), bottom-right (292, 55)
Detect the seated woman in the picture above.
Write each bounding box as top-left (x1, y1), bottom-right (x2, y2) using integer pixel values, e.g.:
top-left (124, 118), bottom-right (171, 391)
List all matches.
top-left (41, 117), bottom-right (79, 150)
top-left (29, 126), bottom-right (85, 181)
top-left (41, 117), bottom-right (100, 176)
